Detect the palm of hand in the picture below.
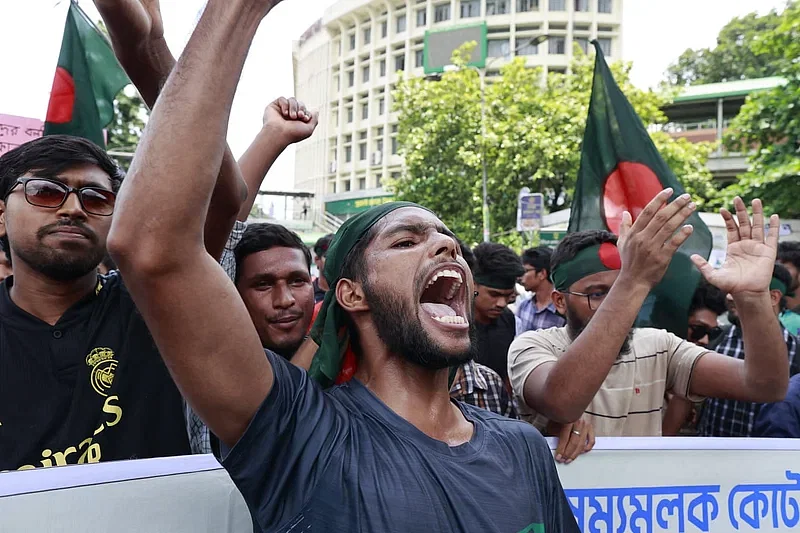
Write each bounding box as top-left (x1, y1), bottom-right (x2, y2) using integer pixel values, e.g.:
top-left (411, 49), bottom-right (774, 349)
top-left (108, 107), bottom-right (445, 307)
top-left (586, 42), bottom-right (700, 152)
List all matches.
top-left (706, 240), bottom-right (773, 294)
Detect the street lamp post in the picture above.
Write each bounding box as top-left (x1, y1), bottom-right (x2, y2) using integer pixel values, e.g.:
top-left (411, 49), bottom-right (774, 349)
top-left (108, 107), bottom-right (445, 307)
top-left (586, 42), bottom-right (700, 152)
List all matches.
top-left (445, 34), bottom-right (550, 242)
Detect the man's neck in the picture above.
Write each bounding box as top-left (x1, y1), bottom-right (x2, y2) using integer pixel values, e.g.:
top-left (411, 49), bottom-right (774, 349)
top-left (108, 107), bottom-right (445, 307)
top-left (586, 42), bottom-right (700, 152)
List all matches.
top-left (533, 283), bottom-right (554, 308)
top-left (8, 263), bottom-right (97, 326)
top-left (354, 326), bottom-right (474, 446)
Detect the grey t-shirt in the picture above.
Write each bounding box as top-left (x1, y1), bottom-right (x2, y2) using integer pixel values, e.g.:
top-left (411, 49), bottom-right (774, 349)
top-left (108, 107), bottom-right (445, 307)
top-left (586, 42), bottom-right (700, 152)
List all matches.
top-left (223, 351), bottom-right (579, 533)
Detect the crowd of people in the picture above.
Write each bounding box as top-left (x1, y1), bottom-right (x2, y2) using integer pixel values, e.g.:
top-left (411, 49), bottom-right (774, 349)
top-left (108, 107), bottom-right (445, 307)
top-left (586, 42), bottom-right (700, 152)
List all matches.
top-left (2, 0), bottom-right (800, 531)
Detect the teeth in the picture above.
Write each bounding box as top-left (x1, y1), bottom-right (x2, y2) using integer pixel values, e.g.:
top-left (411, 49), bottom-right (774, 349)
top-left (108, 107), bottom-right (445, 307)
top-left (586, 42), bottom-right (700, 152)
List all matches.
top-left (432, 315), bottom-right (466, 324)
top-left (425, 269), bottom-right (464, 289)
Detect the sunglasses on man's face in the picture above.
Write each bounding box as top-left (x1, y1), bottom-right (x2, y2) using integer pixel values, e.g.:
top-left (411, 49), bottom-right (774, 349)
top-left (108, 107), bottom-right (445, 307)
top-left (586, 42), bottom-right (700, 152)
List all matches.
top-left (7, 177), bottom-right (116, 216)
top-left (688, 324), bottom-right (723, 343)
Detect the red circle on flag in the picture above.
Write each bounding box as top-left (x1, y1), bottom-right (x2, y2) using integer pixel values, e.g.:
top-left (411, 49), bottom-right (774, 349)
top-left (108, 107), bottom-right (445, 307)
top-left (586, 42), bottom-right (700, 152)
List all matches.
top-left (599, 242), bottom-right (621, 270)
top-left (602, 161), bottom-right (663, 235)
top-left (46, 67), bottom-right (75, 125)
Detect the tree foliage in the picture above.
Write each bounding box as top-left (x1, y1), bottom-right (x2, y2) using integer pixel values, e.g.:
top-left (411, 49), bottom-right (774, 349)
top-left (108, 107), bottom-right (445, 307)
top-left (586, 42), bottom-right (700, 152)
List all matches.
top-left (664, 8), bottom-right (783, 87)
top-left (392, 44), bottom-right (715, 244)
top-left (721, 0), bottom-right (800, 218)
top-left (106, 87), bottom-right (148, 171)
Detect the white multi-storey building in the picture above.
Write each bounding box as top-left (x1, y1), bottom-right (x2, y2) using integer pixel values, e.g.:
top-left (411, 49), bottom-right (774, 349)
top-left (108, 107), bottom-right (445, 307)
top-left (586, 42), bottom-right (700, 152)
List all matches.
top-left (293, 0), bottom-right (623, 221)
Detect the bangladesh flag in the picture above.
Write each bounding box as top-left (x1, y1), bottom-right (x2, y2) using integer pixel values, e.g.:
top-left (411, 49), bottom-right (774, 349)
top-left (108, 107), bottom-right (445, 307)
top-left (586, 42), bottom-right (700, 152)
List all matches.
top-left (44, 2), bottom-right (129, 147)
top-left (568, 41), bottom-right (712, 335)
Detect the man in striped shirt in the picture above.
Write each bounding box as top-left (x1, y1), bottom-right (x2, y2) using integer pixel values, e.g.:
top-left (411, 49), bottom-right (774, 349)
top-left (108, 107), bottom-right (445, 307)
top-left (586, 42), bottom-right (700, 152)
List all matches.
top-left (509, 192), bottom-right (789, 459)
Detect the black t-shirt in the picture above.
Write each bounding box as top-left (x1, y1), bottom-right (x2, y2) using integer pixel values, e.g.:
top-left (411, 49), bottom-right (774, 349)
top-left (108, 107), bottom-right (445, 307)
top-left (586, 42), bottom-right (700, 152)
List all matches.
top-left (313, 278), bottom-right (326, 303)
top-left (475, 307), bottom-right (517, 382)
top-left (0, 272), bottom-right (189, 471)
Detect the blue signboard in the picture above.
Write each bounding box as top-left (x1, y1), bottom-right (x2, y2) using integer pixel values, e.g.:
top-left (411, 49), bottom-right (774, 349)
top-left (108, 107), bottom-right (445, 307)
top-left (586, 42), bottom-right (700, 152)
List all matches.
top-left (517, 192), bottom-right (544, 231)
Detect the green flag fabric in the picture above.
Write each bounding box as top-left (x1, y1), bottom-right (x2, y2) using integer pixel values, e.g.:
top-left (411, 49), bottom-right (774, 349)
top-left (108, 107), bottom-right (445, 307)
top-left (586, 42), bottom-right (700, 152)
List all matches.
top-left (568, 41), bottom-right (713, 335)
top-left (44, 2), bottom-right (129, 147)
top-left (309, 201), bottom-right (429, 387)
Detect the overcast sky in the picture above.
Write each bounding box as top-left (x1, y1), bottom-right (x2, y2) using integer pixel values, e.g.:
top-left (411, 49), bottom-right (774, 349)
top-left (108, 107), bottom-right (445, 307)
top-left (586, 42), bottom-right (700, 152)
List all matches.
top-left (0, 0), bottom-right (787, 193)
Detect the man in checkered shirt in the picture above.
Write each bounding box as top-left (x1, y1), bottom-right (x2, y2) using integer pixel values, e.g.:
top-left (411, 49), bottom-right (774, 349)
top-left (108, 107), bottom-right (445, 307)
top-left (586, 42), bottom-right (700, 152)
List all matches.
top-left (698, 262), bottom-right (800, 437)
top-left (450, 360), bottom-right (518, 419)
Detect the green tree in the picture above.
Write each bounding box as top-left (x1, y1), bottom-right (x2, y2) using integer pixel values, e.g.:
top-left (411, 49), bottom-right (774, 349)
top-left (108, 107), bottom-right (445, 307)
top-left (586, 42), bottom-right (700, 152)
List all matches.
top-left (721, 0), bottom-right (800, 218)
top-left (392, 44), bottom-right (716, 244)
top-left (106, 87), bottom-right (147, 170)
top-left (665, 8), bottom-right (784, 87)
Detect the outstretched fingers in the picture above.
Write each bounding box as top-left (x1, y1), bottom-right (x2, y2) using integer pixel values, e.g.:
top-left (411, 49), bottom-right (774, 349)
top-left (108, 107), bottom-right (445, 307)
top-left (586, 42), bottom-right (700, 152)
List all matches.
top-left (734, 197), bottom-right (752, 241)
top-left (691, 254), bottom-right (716, 283)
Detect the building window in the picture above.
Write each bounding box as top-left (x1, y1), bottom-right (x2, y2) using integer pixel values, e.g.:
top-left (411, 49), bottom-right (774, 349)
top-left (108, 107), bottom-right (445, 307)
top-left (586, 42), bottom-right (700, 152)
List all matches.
top-left (488, 39), bottom-right (510, 58)
top-left (359, 143), bottom-right (367, 160)
top-left (574, 0), bottom-right (588, 11)
top-left (598, 0), bottom-right (612, 13)
top-left (381, 20), bottom-right (388, 37)
top-left (345, 146), bottom-right (352, 162)
top-left (395, 54), bottom-right (405, 71)
top-left (549, 36), bottom-right (566, 54)
top-left (549, 0), bottom-right (565, 10)
top-left (598, 37), bottom-right (611, 56)
top-left (516, 0), bottom-right (538, 11)
top-left (376, 138), bottom-right (384, 153)
top-left (362, 103), bottom-right (369, 119)
top-left (417, 8), bottom-right (426, 26)
top-left (349, 33), bottom-right (356, 50)
top-left (362, 66), bottom-right (370, 83)
top-left (348, 70), bottom-right (355, 87)
top-left (517, 39), bottom-right (539, 55)
top-left (346, 106), bottom-right (354, 122)
top-left (344, 180), bottom-right (351, 192)
top-left (358, 177), bottom-right (367, 189)
top-left (434, 3), bottom-right (450, 22)
top-left (363, 27), bottom-right (371, 44)
top-left (415, 49), bottom-right (424, 67)
top-left (391, 136), bottom-right (398, 155)
top-left (486, 0), bottom-right (509, 15)
top-left (460, 0), bottom-right (479, 18)
top-left (332, 110), bottom-right (339, 125)
top-left (379, 98), bottom-right (385, 115)
top-left (576, 37), bottom-right (589, 54)
top-left (396, 14), bottom-right (407, 33)
top-left (379, 59), bottom-right (386, 77)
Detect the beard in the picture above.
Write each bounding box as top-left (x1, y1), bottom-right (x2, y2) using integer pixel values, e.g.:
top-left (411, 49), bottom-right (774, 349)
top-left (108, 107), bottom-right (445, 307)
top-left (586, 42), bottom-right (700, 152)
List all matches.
top-left (566, 306), bottom-right (633, 358)
top-left (14, 222), bottom-right (104, 282)
top-left (363, 278), bottom-right (478, 370)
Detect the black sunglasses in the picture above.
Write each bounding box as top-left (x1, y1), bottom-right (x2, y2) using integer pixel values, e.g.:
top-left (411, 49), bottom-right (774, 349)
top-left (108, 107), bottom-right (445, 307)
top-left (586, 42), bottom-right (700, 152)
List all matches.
top-left (7, 177), bottom-right (116, 216)
top-left (688, 324), bottom-right (723, 343)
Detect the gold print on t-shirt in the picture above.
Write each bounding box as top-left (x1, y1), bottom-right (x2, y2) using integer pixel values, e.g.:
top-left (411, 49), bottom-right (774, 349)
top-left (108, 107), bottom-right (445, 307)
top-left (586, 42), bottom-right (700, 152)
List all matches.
top-left (86, 347), bottom-right (117, 397)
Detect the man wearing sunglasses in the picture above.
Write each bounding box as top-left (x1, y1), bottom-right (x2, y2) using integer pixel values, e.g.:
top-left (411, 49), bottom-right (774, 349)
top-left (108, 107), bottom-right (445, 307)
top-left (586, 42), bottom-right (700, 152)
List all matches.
top-left (509, 191), bottom-right (790, 455)
top-left (697, 262), bottom-right (800, 438)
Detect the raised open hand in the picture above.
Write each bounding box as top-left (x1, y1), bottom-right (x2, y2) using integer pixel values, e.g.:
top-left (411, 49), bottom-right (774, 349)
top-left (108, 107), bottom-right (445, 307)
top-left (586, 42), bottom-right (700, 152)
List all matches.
top-left (263, 97), bottom-right (319, 145)
top-left (691, 198), bottom-right (778, 295)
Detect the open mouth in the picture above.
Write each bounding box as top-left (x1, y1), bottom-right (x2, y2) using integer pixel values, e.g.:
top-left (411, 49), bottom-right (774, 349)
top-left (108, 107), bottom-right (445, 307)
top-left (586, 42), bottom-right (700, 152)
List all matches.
top-left (419, 265), bottom-right (468, 326)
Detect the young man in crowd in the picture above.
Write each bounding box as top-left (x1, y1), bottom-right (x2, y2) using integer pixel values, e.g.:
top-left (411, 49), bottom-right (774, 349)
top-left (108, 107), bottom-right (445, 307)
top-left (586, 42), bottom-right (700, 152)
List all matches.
top-left (312, 234), bottom-right (333, 303)
top-left (449, 241), bottom-right (517, 418)
top-left (234, 223), bottom-right (315, 359)
top-left (697, 262), bottom-right (800, 437)
top-left (509, 191), bottom-right (789, 449)
top-left (516, 246), bottom-right (565, 335)
top-left (662, 279), bottom-right (728, 436)
top-left (777, 241), bottom-right (800, 336)
top-left (471, 242), bottom-right (525, 383)
top-left (107, 0), bottom-right (579, 530)
top-left (754, 372), bottom-right (800, 438)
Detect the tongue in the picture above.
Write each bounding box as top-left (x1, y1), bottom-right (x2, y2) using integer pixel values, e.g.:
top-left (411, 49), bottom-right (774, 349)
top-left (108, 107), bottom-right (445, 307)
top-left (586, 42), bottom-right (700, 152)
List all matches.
top-left (421, 302), bottom-right (456, 317)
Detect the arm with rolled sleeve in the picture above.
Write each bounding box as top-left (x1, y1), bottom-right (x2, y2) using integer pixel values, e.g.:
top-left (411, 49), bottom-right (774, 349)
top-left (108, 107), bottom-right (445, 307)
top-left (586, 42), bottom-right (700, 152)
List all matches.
top-left (663, 331), bottom-right (709, 402)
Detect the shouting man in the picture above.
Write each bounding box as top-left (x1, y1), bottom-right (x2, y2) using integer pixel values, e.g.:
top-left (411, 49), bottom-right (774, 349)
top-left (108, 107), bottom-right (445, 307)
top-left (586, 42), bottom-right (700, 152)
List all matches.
top-left (106, 0), bottom-right (579, 531)
top-left (509, 190), bottom-right (789, 445)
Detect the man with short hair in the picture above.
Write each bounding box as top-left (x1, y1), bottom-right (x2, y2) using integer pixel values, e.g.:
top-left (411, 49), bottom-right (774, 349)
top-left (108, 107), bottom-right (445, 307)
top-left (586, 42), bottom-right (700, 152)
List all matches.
top-left (471, 242), bottom-right (525, 383)
top-left (777, 241), bottom-right (800, 335)
top-left (698, 262), bottom-right (800, 437)
top-left (107, 0), bottom-right (579, 530)
top-left (509, 191), bottom-right (789, 448)
top-left (516, 246), bottom-right (565, 335)
top-left (234, 223), bottom-right (315, 358)
top-left (312, 233), bottom-right (333, 303)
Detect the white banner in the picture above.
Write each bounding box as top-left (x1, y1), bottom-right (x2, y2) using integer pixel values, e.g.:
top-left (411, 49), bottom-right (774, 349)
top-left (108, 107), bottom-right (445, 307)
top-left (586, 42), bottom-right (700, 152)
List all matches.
top-left (2, 438), bottom-right (799, 532)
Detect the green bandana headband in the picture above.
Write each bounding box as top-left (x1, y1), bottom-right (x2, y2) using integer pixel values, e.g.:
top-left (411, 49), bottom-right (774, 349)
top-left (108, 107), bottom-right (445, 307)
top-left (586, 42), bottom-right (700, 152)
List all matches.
top-left (551, 242), bottom-right (621, 291)
top-left (770, 277), bottom-right (794, 297)
top-left (309, 201), bottom-right (428, 387)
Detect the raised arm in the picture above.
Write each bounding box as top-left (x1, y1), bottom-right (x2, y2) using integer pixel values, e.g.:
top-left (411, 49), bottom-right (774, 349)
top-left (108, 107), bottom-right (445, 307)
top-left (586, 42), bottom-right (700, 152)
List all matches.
top-left (107, 0), bottom-right (278, 448)
top-left (522, 190), bottom-right (696, 423)
top-left (237, 97), bottom-right (318, 221)
top-left (688, 198), bottom-right (788, 403)
top-left (93, 0), bottom-right (246, 260)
